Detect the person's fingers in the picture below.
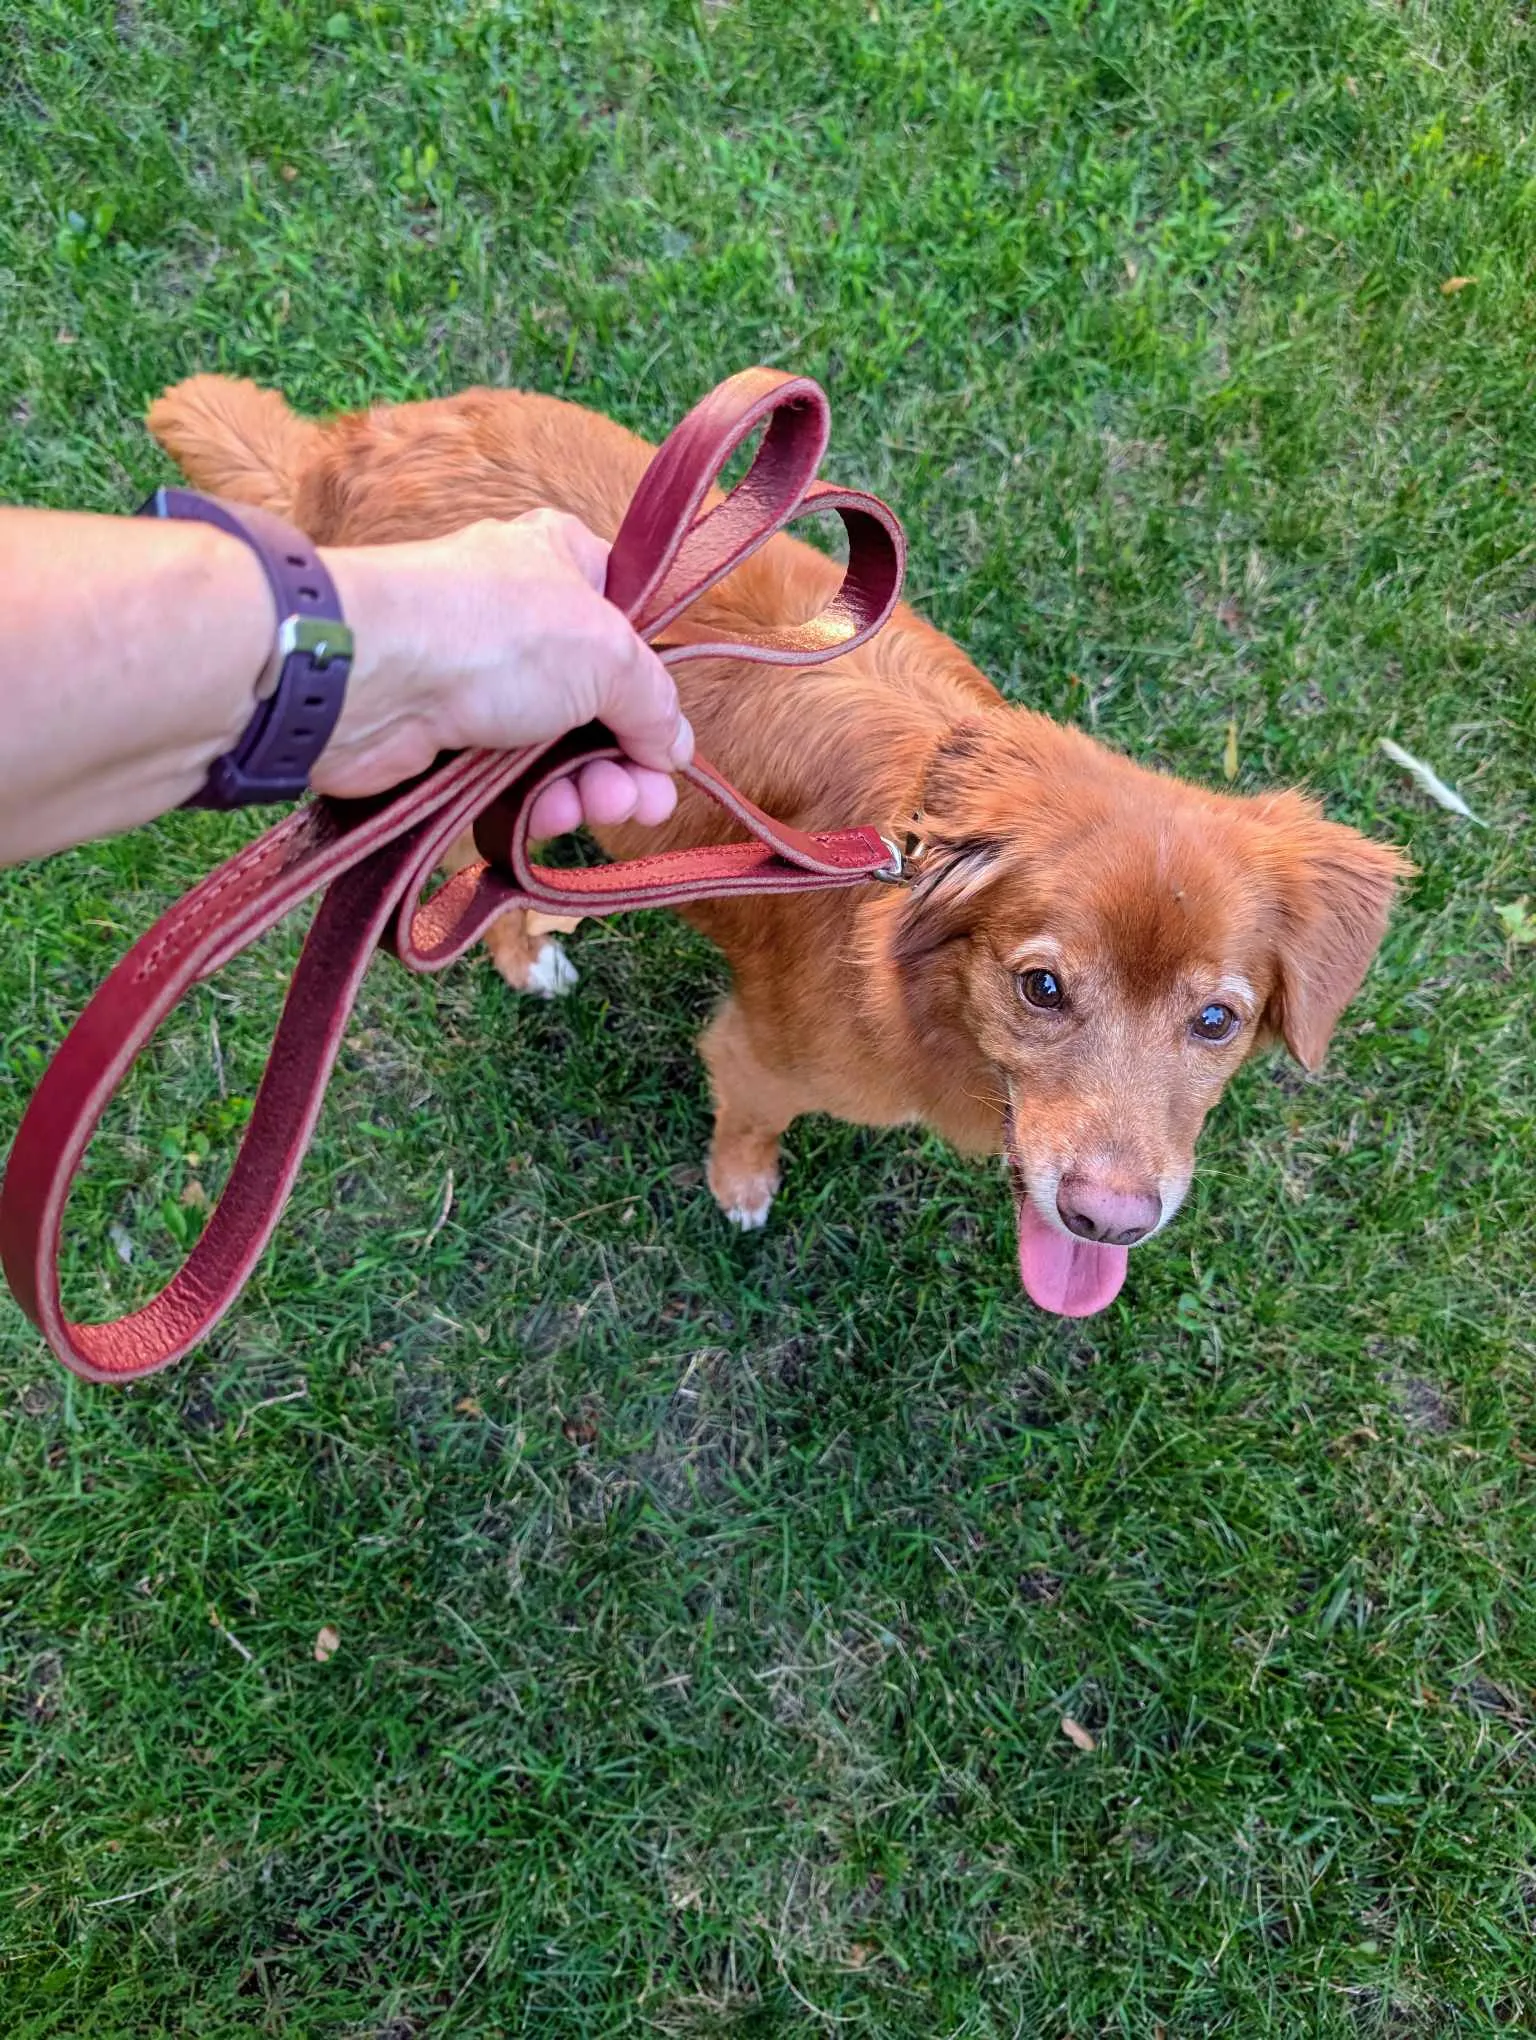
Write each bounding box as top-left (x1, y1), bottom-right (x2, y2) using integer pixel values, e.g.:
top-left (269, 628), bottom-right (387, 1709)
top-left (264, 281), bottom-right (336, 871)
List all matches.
top-left (575, 758), bottom-right (641, 827)
top-left (527, 765), bottom-right (676, 843)
top-left (527, 776), bottom-right (583, 843)
top-left (626, 767), bottom-right (679, 827)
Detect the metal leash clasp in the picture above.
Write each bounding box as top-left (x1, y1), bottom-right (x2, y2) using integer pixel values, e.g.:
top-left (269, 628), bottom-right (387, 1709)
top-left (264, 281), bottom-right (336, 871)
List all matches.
top-left (872, 820), bottom-right (928, 885)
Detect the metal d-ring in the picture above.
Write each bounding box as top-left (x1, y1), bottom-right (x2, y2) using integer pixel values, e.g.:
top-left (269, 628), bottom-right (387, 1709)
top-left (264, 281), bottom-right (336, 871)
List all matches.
top-left (871, 826), bottom-right (928, 884)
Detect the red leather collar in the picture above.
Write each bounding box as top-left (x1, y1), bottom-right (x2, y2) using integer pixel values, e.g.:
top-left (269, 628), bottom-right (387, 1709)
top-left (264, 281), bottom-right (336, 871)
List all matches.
top-left (0, 368), bottom-right (908, 1382)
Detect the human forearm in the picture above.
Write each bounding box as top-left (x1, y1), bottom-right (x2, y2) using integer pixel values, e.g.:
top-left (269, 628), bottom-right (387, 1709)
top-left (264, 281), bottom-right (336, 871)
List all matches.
top-left (0, 509), bottom-right (271, 860)
top-left (0, 503), bottom-right (690, 867)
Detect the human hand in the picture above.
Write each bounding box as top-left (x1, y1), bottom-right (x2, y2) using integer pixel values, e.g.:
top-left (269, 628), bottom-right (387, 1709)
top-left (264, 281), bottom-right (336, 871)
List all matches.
top-left (313, 509), bottom-right (693, 839)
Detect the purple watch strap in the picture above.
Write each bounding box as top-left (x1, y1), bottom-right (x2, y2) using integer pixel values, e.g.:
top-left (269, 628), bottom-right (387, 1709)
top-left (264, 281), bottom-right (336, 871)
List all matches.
top-left (136, 487), bottom-right (354, 809)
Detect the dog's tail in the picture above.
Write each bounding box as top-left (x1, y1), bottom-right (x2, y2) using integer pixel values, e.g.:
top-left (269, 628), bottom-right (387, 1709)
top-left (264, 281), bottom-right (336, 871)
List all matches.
top-left (146, 376), bottom-right (323, 517)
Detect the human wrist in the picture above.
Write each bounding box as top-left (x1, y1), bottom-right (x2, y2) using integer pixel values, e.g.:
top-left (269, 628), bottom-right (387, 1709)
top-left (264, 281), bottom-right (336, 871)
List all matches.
top-left (177, 523), bottom-right (277, 764)
top-left (136, 491), bottom-right (355, 808)
top-left (310, 542), bottom-right (447, 797)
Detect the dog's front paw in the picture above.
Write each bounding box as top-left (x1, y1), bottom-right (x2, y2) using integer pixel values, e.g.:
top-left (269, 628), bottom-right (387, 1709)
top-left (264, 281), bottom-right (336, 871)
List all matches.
top-left (709, 1160), bottom-right (780, 1232)
top-left (479, 906), bottom-right (585, 1001)
top-left (485, 923), bottom-right (579, 999)
top-left (523, 939), bottom-right (579, 999)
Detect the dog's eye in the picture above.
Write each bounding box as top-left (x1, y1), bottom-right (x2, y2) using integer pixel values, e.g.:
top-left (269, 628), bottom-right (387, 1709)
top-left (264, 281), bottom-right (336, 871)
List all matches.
top-left (1192, 1002), bottom-right (1239, 1042)
top-left (1018, 968), bottom-right (1065, 1010)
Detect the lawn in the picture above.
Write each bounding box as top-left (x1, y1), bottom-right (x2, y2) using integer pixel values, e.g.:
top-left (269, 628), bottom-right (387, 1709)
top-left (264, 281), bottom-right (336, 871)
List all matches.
top-left (2, 0), bottom-right (1535, 2031)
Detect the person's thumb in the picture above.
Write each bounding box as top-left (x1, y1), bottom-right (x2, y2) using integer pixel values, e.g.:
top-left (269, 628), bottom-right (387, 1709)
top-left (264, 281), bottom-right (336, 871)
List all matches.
top-left (589, 619), bottom-right (693, 773)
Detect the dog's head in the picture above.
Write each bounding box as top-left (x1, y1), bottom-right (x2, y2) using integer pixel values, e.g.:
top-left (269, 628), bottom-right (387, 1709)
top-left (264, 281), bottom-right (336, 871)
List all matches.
top-left (895, 712), bottom-right (1411, 1316)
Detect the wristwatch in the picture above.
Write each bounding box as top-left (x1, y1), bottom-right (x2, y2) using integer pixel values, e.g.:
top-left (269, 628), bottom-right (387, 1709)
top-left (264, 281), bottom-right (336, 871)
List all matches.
top-left (136, 487), bottom-right (355, 809)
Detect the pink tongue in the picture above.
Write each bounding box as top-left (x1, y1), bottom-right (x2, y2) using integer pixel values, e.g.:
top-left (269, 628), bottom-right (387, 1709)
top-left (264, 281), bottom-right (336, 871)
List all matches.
top-left (1016, 1200), bottom-right (1128, 1317)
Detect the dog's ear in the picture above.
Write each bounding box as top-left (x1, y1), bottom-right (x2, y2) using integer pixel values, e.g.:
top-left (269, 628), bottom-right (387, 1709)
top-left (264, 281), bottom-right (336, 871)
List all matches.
top-left (893, 835), bottom-right (1007, 964)
top-left (892, 720), bottom-right (1014, 964)
top-left (1253, 793), bottom-right (1414, 1069)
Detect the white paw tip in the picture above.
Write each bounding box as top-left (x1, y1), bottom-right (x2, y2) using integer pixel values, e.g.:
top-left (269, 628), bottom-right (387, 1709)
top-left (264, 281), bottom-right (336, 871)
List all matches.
top-left (725, 1198), bottom-right (773, 1231)
top-left (525, 940), bottom-right (578, 999)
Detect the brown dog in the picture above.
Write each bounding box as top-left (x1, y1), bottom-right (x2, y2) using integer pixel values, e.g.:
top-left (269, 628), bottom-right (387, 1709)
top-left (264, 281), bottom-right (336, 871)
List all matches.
top-left (146, 375), bottom-right (1411, 1317)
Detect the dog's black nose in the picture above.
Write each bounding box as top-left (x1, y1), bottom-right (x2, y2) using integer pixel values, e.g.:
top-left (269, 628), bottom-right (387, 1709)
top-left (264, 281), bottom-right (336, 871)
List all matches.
top-left (1057, 1177), bottom-right (1160, 1247)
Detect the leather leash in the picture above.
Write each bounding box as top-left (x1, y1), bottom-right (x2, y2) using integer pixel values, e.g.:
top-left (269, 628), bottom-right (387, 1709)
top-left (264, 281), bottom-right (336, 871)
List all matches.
top-left (0, 369), bottom-right (908, 1383)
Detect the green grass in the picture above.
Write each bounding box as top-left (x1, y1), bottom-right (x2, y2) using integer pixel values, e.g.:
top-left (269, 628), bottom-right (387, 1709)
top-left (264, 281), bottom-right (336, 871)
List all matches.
top-left (2, 0), bottom-right (1535, 2031)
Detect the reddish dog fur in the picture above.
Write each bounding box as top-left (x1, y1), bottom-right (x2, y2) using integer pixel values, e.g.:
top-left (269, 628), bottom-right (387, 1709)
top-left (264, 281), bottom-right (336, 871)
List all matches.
top-left (147, 375), bottom-right (1411, 1316)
